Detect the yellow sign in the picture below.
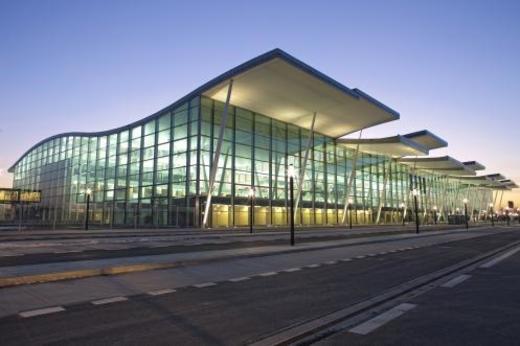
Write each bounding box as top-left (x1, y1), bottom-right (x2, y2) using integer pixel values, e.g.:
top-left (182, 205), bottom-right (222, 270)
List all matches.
top-left (0, 188), bottom-right (41, 203)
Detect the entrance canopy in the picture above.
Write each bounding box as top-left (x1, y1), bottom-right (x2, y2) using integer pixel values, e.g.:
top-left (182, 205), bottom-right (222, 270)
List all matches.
top-left (337, 135), bottom-right (428, 158)
top-left (463, 161), bottom-right (485, 171)
top-left (202, 49), bottom-right (399, 138)
top-left (398, 156), bottom-right (476, 176)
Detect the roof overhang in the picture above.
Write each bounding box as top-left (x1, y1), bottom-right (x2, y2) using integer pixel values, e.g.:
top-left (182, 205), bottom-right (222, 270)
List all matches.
top-left (202, 49), bottom-right (399, 138)
top-left (403, 130), bottom-right (448, 150)
top-left (463, 161), bottom-right (485, 171)
top-left (337, 135), bottom-right (429, 158)
top-left (398, 156), bottom-right (476, 176)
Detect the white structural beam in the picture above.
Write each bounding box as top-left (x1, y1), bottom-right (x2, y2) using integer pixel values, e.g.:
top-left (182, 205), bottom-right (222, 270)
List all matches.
top-left (202, 80), bottom-right (233, 228)
top-left (294, 112), bottom-right (317, 221)
top-left (341, 130), bottom-right (363, 224)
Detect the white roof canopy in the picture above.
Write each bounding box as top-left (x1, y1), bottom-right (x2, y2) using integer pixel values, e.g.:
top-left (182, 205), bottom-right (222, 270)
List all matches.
top-left (398, 156), bottom-right (476, 176)
top-left (404, 130), bottom-right (448, 150)
top-left (203, 50), bottom-right (399, 138)
top-left (337, 135), bottom-right (428, 158)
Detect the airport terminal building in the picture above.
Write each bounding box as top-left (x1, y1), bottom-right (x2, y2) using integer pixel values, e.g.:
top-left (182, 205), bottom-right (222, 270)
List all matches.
top-left (8, 49), bottom-right (516, 228)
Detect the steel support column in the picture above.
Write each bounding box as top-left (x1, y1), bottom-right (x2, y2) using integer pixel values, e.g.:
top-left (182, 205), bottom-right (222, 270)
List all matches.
top-left (375, 159), bottom-right (391, 224)
top-left (202, 80), bottom-right (233, 228)
top-left (341, 130), bottom-right (363, 224)
top-left (293, 112), bottom-right (317, 222)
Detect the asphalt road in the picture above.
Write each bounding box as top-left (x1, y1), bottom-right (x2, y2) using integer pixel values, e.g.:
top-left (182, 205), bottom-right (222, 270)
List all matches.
top-left (320, 238), bottom-right (520, 345)
top-left (0, 228), bottom-right (519, 345)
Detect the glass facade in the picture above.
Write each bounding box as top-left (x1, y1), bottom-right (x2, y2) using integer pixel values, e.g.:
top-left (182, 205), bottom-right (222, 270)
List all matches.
top-left (11, 95), bottom-right (493, 228)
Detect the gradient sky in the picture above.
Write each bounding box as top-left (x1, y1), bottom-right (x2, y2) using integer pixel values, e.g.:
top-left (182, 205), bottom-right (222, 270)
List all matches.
top-left (1, 0), bottom-right (519, 203)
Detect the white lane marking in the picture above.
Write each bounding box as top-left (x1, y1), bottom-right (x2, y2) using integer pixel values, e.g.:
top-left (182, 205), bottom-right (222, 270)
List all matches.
top-left (259, 272), bottom-right (278, 277)
top-left (0, 254), bottom-right (19, 257)
top-left (19, 306), bottom-right (65, 318)
top-left (229, 276), bottom-right (250, 282)
top-left (324, 260), bottom-right (337, 265)
top-left (349, 303), bottom-right (417, 335)
top-left (341, 258), bottom-right (352, 262)
top-left (306, 264), bottom-right (321, 268)
top-left (367, 254), bottom-right (377, 257)
top-left (91, 296), bottom-right (128, 305)
top-left (379, 252), bottom-right (388, 255)
top-left (441, 274), bottom-right (472, 288)
top-left (284, 268), bottom-right (301, 272)
top-left (480, 246), bottom-right (520, 269)
top-left (355, 255), bottom-right (366, 259)
top-left (193, 282), bottom-right (217, 288)
top-left (147, 288), bottom-right (176, 296)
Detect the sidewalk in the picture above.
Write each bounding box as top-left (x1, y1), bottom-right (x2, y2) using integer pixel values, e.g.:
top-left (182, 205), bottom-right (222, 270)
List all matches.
top-left (0, 227), bottom-right (498, 288)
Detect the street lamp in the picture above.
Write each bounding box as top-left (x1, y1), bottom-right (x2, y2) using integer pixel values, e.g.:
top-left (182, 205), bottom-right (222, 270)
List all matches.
top-left (505, 207), bottom-right (510, 226)
top-left (433, 205), bottom-right (438, 225)
top-left (399, 202), bottom-right (406, 226)
top-left (412, 189), bottom-right (419, 234)
top-left (489, 203), bottom-right (494, 226)
top-left (347, 197), bottom-right (353, 230)
top-left (463, 198), bottom-right (469, 229)
top-left (248, 187), bottom-right (255, 234)
top-left (288, 164), bottom-right (296, 246)
top-left (85, 188), bottom-right (92, 230)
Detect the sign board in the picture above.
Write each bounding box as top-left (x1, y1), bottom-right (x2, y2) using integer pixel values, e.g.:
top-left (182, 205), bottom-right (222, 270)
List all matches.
top-left (0, 188), bottom-right (41, 204)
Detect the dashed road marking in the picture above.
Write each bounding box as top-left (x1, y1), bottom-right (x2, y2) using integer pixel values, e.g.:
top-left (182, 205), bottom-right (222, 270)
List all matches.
top-left (229, 276), bottom-right (250, 282)
top-left (259, 272), bottom-right (278, 277)
top-left (193, 282), bottom-right (217, 288)
top-left (355, 255), bottom-right (366, 259)
top-left (284, 268), bottom-right (302, 272)
top-left (147, 288), bottom-right (176, 296)
top-left (349, 303), bottom-right (417, 335)
top-left (324, 260), bottom-right (337, 265)
top-left (340, 258), bottom-right (352, 262)
top-left (480, 246), bottom-right (520, 269)
top-left (91, 296), bottom-right (128, 305)
top-left (306, 264), bottom-right (321, 268)
top-left (19, 306), bottom-right (65, 318)
top-left (367, 254), bottom-right (377, 257)
top-left (379, 252), bottom-right (387, 255)
top-left (441, 274), bottom-right (472, 288)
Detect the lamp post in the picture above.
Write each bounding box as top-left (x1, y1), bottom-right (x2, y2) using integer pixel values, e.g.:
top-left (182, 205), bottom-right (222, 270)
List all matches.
top-left (433, 205), bottom-right (438, 225)
top-left (463, 198), bottom-right (469, 230)
top-left (489, 203), bottom-right (494, 226)
top-left (399, 202), bottom-right (405, 226)
top-left (347, 198), bottom-right (353, 230)
top-left (248, 187), bottom-right (255, 234)
top-left (412, 189), bottom-right (419, 234)
top-left (85, 188), bottom-right (92, 231)
top-left (288, 165), bottom-right (296, 246)
top-left (505, 207), bottom-right (510, 226)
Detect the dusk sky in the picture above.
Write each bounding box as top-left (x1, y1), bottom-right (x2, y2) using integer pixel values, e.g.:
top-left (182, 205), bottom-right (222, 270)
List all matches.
top-left (1, 0), bottom-right (519, 203)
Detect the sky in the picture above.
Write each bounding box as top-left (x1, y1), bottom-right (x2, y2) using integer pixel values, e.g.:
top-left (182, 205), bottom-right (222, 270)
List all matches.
top-left (1, 0), bottom-right (519, 204)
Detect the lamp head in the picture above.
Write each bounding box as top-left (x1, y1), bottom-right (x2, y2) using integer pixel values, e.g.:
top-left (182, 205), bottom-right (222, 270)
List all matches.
top-left (433, 206), bottom-right (437, 211)
top-left (463, 198), bottom-right (468, 204)
top-left (412, 189), bottom-right (418, 196)
top-left (347, 198), bottom-right (353, 205)
top-left (86, 188), bottom-right (92, 195)
top-left (248, 187), bottom-right (255, 197)
top-left (287, 164), bottom-right (296, 178)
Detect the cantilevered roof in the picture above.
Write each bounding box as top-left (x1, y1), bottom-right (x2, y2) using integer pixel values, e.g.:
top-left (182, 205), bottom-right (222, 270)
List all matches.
top-left (398, 156), bottom-right (476, 176)
top-left (403, 130), bottom-right (448, 150)
top-left (499, 179), bottom-right (519, 189)
top-left (337, 135), bottom-right (429, 158)
top-left (463, 161), bottom-right (485, 171)
top-left (486, 173), bottom-right (506, 181)
top-left (203, 49), bottom-right (399, 138)
top-left (452, 175), bottom-right (507, 188)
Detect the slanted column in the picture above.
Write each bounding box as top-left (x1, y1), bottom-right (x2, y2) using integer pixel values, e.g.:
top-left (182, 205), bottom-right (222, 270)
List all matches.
top-left (375, 159), bottom-right (391, 224)
top-left (294, 112), bottom-right (317, 221)
top-left (202, 80), bottom-right (233, 228)
top-left (341, 130), bottom-right (363, 224)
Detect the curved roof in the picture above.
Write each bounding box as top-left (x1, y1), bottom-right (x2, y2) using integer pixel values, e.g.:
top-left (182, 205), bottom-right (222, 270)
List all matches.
top-left (398, 156), bottom-right (477, 176)
top-left (403, 130), bottom-right (448, 150)
top-left (9, 48), bottom-right (399, 172)
top-left (337, 135), bottom-right (429, 158)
